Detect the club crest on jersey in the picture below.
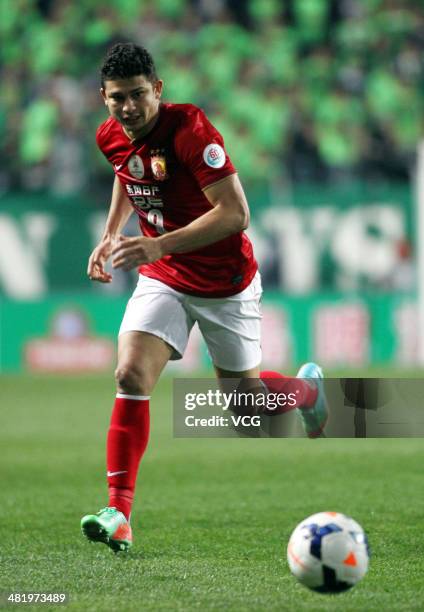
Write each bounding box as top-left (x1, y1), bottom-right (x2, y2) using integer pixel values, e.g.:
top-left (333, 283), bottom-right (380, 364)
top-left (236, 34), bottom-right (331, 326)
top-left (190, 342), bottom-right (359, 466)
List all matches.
top-left (203, 143), bottom-right (225, 169)
top-left (150, 149), bottom-right (168, 181)
top-left (128, 154), bottom-right (144, 179)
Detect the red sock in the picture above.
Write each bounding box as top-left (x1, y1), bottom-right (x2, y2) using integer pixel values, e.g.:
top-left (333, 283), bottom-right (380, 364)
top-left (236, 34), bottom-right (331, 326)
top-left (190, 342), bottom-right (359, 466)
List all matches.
top-left (107, 394), bottom-right (150, 521)
top-left (260, 370), bottom-right (317, 413)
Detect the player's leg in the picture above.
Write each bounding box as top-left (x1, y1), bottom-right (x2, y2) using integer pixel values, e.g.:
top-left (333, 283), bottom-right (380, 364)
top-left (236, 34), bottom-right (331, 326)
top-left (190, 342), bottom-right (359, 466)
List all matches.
top-left (82, 275), bottom-right (194, 551)
top-left (115, 328), bottom-right (174, 394)
top-left (216, 364), bottom-right (328, 438)
top-left (213, 365), bottom-right (260, 378)
top-left (81, 331), bottom-right (172, 552)
top-left (107, 330), bottom-right (173, 518)
top-left (192, 272), bottom-right (327, 436)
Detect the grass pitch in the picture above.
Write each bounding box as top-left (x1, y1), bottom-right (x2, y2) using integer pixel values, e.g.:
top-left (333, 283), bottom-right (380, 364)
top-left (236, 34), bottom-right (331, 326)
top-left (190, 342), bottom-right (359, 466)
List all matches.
top-left (1, 372), bottom-right (424, 611)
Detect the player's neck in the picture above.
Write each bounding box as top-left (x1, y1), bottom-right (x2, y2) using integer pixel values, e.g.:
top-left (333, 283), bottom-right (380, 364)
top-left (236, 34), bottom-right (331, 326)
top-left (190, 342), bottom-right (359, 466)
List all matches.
top-left (123, 106), bottom-right (161, 142)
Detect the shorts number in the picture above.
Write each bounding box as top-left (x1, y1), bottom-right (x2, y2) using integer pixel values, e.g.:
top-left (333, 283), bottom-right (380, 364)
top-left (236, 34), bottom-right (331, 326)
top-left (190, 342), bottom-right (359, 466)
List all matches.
top-left (147, 209), bottom-right (165, 234)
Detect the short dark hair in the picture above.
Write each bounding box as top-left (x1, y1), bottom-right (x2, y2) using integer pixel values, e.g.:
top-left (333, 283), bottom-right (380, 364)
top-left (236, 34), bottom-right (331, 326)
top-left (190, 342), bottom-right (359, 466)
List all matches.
top-left (101, 42), bottom-right (158, 86)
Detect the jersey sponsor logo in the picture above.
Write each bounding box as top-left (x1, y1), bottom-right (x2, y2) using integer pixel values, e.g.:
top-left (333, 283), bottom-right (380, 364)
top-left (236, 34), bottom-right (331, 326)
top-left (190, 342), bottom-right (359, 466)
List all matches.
top-left (126, 183), bottom-right (164, 211)
top-left (128, 154), bottom-right (144, 179)
top-left (151, 148), bottom-right (169, 181)
top-left (203, 143), bottom-right (226, 169)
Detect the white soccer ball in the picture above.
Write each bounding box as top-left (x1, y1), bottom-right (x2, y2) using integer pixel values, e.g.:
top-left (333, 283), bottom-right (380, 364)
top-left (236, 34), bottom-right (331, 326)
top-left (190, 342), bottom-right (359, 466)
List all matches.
top-left (287, 511), bottom-right (370, 593)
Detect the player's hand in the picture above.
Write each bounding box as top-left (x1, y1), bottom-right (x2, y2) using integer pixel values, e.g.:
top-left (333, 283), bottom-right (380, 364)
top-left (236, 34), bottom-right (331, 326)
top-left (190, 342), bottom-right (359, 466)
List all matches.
top-left (111, 235), bottom-right (164, 270)
top-left (87, 238), bottom-right (114, 283)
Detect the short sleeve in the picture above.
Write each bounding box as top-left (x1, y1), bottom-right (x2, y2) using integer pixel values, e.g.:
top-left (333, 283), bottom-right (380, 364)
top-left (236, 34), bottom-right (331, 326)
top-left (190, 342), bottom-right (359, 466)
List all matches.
top-left (174, 107), bottom-right (236, 189)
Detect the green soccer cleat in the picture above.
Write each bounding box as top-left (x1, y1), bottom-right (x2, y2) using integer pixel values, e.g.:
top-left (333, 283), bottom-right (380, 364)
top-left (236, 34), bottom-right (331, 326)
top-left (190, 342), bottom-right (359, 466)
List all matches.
top-left (296, 362), bottom-right (328, 439)
top-left (81, 507), bottom-right (132, 552)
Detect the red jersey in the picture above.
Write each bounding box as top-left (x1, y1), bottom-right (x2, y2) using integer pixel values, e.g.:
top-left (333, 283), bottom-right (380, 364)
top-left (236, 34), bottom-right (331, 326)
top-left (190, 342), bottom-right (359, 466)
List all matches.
top-left (96, 103), bottom-right (257, 297)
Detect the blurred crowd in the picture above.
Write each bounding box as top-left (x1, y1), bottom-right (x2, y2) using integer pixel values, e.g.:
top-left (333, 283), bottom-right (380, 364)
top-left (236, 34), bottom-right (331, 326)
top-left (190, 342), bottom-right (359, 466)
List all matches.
top-left (1, 0), bottom-right (423, 197)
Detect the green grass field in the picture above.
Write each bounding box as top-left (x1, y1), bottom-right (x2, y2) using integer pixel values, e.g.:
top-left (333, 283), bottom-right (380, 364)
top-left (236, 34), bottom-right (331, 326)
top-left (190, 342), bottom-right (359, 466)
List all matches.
top-left (2, 372), bottom-right (424, 611)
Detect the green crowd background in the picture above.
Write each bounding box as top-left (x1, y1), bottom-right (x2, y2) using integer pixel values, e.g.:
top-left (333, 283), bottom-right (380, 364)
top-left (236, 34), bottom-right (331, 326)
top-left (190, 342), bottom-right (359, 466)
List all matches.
top-left (1, 0), bottom-right (423, 198)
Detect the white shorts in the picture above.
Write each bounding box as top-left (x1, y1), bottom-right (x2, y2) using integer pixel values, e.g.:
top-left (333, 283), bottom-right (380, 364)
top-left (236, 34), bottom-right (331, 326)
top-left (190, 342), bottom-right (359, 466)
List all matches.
top-left (119, 272), bottom-right (263, 371)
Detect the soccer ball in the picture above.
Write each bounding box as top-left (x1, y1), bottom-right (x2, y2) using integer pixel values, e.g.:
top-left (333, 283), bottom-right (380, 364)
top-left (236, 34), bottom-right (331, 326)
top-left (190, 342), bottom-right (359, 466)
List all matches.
top-left (287, 511), bottom-right (370, 593)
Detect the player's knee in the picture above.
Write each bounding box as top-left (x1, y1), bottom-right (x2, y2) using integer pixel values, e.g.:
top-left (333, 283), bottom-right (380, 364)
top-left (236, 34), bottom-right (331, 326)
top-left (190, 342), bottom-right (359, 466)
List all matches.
top-left (115, 364), bottom-right (152, 396)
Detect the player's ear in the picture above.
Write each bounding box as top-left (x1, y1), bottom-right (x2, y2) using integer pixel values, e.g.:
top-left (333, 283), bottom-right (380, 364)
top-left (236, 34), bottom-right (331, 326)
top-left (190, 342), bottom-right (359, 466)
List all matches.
top-left (100, 88), bottom-right (108, 105)
top-left (154, 80), bottom-right (163, 99)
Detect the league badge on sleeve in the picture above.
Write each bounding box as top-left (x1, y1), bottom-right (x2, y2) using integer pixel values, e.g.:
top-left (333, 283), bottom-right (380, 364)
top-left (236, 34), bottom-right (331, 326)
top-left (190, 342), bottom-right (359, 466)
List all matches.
top-left (203, 143), bottom-right (226, 169)
top-left (128, 154), bottom-right (145, 179)
top-left (151, 149), bottom-right (169, 181)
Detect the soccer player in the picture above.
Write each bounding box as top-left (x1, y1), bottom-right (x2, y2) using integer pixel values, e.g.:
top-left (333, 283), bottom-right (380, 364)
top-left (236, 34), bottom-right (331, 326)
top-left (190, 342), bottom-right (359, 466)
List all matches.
top-left (81, 43), bottom-right (327, 552)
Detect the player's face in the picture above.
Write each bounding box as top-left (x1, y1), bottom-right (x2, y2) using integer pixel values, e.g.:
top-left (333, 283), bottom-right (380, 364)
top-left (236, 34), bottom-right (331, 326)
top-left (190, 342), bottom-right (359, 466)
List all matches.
top-left (101, 75), bottom-right (163, 138)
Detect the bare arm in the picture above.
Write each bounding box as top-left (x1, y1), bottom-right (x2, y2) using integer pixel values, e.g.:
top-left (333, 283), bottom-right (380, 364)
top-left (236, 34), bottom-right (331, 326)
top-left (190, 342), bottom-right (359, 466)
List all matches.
top-left (111, 173), bottom-right (250, 270)
top-left (158, 173), bottom-right (249, 254)
top-left (100, 174), bottom-right (133, 239)
top-left (87, 175), bottom-right (133, 282)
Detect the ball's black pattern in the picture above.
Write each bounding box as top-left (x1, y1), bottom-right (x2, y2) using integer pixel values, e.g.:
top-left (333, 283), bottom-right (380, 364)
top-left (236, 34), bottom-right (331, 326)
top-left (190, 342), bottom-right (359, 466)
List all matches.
top-left (306, 522), bottom-right (343, 560)
top-left (312, 565), bottom-right (353, 594)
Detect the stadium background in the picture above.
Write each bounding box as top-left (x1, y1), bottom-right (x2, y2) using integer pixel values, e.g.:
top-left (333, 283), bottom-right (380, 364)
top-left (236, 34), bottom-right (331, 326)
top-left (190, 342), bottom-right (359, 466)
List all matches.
top-left (1, 0), bottom-right (423, 374)
top-left (2, 2), bottom-right (424, 610)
